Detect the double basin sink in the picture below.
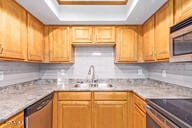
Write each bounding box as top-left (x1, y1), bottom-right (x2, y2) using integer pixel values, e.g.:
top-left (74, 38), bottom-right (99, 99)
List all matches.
top-left (73, 82), bottom-right (113, 88)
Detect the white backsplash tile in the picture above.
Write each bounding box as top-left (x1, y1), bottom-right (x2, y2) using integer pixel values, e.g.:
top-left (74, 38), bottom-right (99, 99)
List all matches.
top-left (40, 47), bottom-right (146, 79)
top-left (0, 62), bottom-right (40, 87)
top-left (145, 62), bottom-right (192, 88)
top-left (1, 47), bottom-right (192, 88)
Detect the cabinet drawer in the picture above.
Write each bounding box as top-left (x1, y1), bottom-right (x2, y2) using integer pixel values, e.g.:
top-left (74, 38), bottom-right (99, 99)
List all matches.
top-left (58, 92), bottom-right (91, 100)
top-left (94, 92), bottom-right (127, 100)
top-left (133, 94), bottom-right (146, 113)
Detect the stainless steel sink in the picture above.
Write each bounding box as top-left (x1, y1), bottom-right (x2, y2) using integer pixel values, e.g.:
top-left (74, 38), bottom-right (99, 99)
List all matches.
top-left (73, 83), bottom-right (113, 88)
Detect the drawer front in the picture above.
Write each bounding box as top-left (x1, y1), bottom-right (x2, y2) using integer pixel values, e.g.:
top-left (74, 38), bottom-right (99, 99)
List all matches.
top-left (94, 92), bottom-right (127, 100)
top-left (134, 94), bottom-right (146, 113)
top-left (58, 92), bottom-right (91, 100)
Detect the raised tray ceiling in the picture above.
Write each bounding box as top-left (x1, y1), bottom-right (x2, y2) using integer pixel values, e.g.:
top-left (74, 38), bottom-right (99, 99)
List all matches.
top-left (57, 0), bottom-right (128, 5)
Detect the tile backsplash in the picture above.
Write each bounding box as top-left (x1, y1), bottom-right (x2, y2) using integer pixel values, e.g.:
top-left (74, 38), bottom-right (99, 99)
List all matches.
top-left (145, 62), bottom-right (192, 88)
top-left (1, 47), bottom-right (192, 89)
top-left (0, 62), bottom-right (40, 87)
top-left (40, 47), bottom-right (146, 79)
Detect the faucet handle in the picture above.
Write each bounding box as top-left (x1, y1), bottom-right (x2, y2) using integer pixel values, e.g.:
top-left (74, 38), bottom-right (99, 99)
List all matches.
top-left (93, 79), bottom-right (98, 83)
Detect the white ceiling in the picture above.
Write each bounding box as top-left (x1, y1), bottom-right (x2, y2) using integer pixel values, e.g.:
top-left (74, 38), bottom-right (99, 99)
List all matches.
top-left (15, 0), bottom-right (167, 25)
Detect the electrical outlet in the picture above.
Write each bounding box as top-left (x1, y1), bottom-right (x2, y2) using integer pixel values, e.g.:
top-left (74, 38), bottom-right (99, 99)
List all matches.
top-left (0, 71), bottom-right (4, 81)
top-left (138, 69), bottom-right (143, 75)
top-left (162, 70), bottom-right (167, 77)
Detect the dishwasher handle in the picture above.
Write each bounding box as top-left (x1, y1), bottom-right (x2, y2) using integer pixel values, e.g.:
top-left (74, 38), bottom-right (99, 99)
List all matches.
top-left (25, 94), bottom-right (53, 117)
top-left (36, 99), bottom-right (51, 111)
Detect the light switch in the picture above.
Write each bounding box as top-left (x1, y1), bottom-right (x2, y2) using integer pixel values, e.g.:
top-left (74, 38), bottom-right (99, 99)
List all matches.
top-left (0, 71), bottom-right (4, 81)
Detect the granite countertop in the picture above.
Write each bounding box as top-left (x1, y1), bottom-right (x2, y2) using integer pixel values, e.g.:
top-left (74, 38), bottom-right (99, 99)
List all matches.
top-left (0, 79), bottom-right (192, 123)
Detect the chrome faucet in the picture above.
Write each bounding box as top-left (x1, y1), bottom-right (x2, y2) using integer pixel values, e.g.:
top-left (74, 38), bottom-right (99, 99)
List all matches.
top-left (88, 65), bottom-right (97, 87)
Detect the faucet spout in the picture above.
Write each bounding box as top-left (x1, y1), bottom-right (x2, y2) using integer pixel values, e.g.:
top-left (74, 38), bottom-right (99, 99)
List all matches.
top-left (88, 65), bottom-right (96, 86)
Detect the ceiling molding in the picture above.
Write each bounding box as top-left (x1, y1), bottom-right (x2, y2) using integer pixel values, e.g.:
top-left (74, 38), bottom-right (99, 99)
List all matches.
top-left (57, 0), bottom-right (128, 5)
top-left (15, 0), bottom-right (168, 25)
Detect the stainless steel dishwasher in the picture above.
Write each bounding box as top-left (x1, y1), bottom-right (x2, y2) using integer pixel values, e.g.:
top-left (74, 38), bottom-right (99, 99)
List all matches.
top-left (24, 94), bottom-right (53, 128)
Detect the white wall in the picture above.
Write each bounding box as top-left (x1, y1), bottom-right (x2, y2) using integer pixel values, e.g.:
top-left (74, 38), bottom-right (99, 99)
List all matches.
top-left (40, 47), bottom-right (146, 79)
top-left (0, 62), bottom-right (40, 87)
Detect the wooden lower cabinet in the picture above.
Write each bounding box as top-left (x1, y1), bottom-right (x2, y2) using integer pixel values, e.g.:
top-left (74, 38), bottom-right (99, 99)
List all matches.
top-left (58, 101), bottom-right (92, 128)
top-left (133, 94), bottom-right (146, 128)
top-left (55, 92), bottom-right (146, 128)
top-left (0, 111), bottom-right (24, 128)
top-left (133, 105), bottom-right (146, 128)
top-left (93, 101), bottom-right (128, 128)
top-left (56, 92), bottom-right (130, 128)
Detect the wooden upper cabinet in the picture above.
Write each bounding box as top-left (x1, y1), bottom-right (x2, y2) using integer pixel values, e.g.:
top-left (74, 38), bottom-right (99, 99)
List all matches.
top-left (94, 26), bottom-right (115, 43)
top-left (27, 14), bottom-right (44, 62)
top-left (0, 0), bottom-right (27, 60)
top-left (115, 26), bottom-right (138, 62)
top-left (71, 26), bottom-right (92, 43)
top-left (71, 26), bottom-right (115, 45)
top-left (175, 0), bottom-right (192, 24)
top-left (49, 26), bottom-right (73, 63)
top-left (143, 16), bottom-right (155, 61)
top-left (137, 26), bottom-right (144, 62)
top-left (58, 101), bottom-right (92, 128)
top-left (155, 0), bottom-right (173, 60)
top-left (94, 101), bottom-right (128, 128)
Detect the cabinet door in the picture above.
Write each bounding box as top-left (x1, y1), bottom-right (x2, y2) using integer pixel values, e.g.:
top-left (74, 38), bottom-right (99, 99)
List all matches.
top-left (116, 26), bottom-right (138, 62)
top-left (71, 26), bottom-right (92, 43)
top-left (0, 111), bottom-right (24, 128)
top-left (94, 26), bottom-right (115, 43)
top-left (133, 105), bottom-right (146, 128)
top-left (58, 101), bottom-right (92, 128)
top-left (143, 16), bottom-right (155, 61)
top-left (27, 14), bottom-right (44, 61)
top-left (49, 27), bottom-right (72, 62)
top-left (175, 0), bottom-right (192, 24)
top-left (93, 101), bottom-right (128, 128)
top-left (0, 123), bottom-right (7, 128)
top-left (155, 0), bottom-right (173, 60)
top-left (137, 26), bottom-right (144, 62)
top-left (0, 0), bottom-right (27, 60)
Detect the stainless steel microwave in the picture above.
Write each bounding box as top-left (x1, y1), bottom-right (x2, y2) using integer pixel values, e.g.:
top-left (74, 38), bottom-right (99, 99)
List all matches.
top-left (170, 17), bottom-right (192, 62)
